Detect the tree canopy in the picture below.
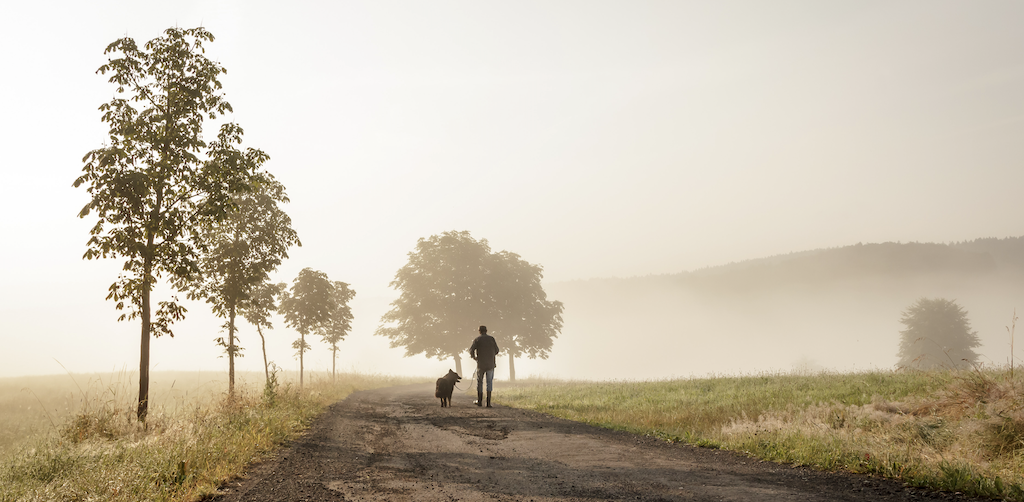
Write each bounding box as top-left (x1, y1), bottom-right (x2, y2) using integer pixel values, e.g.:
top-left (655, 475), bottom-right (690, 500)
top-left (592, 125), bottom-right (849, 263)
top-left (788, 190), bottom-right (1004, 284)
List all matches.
top-left (280, 268), bottom-right (338, 389)
top-left (190, 177), bottom-right (300, 394)
top-left (897, 297), bottom-right (981, 370)
top-left (74, 27), bottom-right (266, 421)
top-left (376, 231), bottom-right (562, 377)
top-left (488, 250), bottom-right (564, 380)
top-left (241, 280), bottom-right (287, 385)
top-left (318, 281), bottom-right (356, 380)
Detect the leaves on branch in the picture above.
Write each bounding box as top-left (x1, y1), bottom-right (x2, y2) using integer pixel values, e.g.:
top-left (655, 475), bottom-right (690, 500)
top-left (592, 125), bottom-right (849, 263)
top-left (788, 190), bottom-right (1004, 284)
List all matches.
top-left (75, 26), bottom-right (268, 340)
top-left (75, 26), bottom-right (271, 419)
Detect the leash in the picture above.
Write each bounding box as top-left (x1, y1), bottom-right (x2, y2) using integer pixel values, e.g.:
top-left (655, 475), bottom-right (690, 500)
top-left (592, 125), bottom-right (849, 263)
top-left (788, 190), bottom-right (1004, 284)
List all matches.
top-left (455, 373), bottom-right (474, 392)
top-left (455, 371), bottom-right (476, 392)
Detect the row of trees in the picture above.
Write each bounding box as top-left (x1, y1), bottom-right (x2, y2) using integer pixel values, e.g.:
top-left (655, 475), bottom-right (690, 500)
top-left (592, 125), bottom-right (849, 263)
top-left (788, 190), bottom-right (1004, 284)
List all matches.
top-left (77, 27), bottom-right (983, 418)
top-left (281, 269), bottom-right (355, 388)
top-left (74, 27), bottom-right (355, 420)
top-left (75, 27), bottom-right (563, 424)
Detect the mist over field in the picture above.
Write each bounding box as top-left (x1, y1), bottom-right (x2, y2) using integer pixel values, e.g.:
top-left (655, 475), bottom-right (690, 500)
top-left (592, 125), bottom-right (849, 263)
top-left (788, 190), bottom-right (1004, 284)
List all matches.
top-left (533, 239), bottom-right (1024, 380)
top-left (1, 1), bottom-right (1023, 384)
top-left (3, 238), bottom-right (1024, 387)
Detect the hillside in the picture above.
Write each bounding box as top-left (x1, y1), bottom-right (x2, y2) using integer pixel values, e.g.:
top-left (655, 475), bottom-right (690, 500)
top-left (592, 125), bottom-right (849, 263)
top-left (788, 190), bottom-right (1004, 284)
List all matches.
top-left (535, 237), bottom-right (1024, 380)
top-left (678, 237), bottom-right (1024, 290)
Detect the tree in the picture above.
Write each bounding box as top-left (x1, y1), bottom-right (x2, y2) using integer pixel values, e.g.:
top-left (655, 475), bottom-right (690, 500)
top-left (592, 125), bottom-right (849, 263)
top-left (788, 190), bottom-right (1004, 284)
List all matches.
top-left (318, 281), bottom-right (356, 380)
top-left (74, 27), bottom-right (266, 421)
top-left (280, 268), bottom-right (337, 389)
top-left (377, 231), bottom-right (493, 376)
top-left (190, 178), bottom-right (300, 395)
top-left (897, 298), bottom-right (981, 370)
top-left (241, 280), bottom-right (287, 385)
top-left (489, 251), bottom-right (564, 380)
top-left (376, 231), bottom-right (563, 378)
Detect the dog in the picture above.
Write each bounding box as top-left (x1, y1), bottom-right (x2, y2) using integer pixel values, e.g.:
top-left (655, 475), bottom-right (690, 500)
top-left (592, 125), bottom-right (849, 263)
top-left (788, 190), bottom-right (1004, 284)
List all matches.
top-left (435, 369), bottom-right (461, 407)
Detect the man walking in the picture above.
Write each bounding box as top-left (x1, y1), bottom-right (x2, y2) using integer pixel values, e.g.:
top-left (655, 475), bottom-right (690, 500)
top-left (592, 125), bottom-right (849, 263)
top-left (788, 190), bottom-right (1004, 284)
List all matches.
top-left (469, 325), bottom-right (500, 407)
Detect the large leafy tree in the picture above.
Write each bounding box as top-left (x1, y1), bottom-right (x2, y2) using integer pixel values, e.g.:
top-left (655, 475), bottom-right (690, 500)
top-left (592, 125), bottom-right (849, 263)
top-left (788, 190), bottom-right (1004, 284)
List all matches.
top-left (74, 27), bottom-right (266, 421)
top-left (377, 231), bottom-right (493, 375)
top-left (489, 251), bottom-right (564, 380)
top-left (377, 231), bottom-right (562, 378)
top-left (318, 281), bottom-right (356, 380)
top-left (897, 298), bottom-right (981, 370)
top-left (280, 268), bottom-right (337, 389)
top-left (190, 178), bottom-right (300, 395)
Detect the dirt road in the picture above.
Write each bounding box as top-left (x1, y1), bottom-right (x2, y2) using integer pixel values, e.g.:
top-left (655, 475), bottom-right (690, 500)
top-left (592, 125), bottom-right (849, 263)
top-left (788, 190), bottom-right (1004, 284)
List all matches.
top-left (214, 383), bottom-right (986, 501)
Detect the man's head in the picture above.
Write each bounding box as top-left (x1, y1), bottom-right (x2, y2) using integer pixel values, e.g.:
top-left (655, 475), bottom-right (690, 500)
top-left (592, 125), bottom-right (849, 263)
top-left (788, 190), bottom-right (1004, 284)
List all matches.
top-left (479, 325), bottom-right (487, 335)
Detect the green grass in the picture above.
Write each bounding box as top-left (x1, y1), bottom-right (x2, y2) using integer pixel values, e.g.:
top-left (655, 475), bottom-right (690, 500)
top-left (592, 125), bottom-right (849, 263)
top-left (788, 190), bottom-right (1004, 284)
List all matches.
top-left (497, 369), bottom-right (1024, 501)
top-left (0, 370), bottom-right (425, 501)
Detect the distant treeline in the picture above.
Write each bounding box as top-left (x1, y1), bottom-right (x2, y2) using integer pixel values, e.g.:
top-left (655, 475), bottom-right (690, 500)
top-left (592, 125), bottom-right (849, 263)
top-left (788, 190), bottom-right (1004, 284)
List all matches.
top-left (671, 237), bottom-right (1024, 292)
top-left (549, 236), bottom-right (1024, 297)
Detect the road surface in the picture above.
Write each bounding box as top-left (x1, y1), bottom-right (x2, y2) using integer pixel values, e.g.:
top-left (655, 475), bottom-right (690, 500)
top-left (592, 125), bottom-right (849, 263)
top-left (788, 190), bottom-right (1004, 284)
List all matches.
top-left (214, 383), bottom-right (986, 501)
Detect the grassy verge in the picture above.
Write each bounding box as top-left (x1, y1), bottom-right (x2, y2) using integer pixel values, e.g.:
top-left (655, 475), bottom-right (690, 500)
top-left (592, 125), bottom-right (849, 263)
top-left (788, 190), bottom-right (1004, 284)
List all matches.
top-left (498, 369), bottom-right (1024, 500)
top-left (0, 372), bottom-right (424, 502)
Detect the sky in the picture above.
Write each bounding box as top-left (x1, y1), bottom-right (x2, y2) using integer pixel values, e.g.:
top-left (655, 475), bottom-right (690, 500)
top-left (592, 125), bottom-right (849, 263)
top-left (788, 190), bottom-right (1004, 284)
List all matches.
top-left (1, 1), bottom-right (1023, 381)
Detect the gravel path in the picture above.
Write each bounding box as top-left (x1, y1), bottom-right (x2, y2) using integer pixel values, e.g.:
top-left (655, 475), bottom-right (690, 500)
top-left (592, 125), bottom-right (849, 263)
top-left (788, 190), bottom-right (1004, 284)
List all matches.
top-left (213, 383), bottom-right (989, 501)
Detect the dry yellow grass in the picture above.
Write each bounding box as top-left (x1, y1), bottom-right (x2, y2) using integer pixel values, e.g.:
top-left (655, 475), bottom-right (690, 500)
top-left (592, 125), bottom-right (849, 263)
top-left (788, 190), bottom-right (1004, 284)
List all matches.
top-left (0, 370), bottom-right (425, 502)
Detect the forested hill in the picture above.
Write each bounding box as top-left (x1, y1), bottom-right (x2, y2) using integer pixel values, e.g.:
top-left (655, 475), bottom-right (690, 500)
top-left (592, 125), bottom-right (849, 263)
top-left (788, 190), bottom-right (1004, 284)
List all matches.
top-left (674, 237), bottom-right (1024, 291)
top-left (539, 237), bottom-right (1024, 380)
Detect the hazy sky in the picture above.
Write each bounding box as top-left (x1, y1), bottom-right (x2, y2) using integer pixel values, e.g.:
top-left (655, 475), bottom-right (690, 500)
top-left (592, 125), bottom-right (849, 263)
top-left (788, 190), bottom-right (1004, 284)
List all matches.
top-left (1, 1), bottom-right (1022, 380)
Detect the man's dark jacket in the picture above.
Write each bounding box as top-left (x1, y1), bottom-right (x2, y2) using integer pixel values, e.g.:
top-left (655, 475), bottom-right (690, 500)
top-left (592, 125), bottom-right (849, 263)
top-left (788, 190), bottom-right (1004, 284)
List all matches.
top-left (469, 334), bottom-right (500, 371)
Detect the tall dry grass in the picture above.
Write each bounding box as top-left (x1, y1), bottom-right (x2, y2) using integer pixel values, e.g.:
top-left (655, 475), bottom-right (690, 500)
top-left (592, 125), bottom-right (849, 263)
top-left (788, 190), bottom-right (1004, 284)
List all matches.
top-left (0, 369), bottom-right (247, 459)
top-left (0, 370), bottom-right (424, 501)
top-left (499, 369), bottom-right (1024, 500)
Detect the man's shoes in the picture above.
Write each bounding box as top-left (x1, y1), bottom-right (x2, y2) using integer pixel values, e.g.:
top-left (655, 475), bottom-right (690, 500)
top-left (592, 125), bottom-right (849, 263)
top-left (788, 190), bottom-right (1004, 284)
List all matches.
top-left (486, 391), bottom-right (492, 408)
top-left (476, 391), bottom-right (483, 406)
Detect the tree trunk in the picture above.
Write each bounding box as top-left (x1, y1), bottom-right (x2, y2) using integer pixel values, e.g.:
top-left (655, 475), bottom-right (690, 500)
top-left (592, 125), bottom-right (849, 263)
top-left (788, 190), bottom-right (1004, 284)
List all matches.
top-left (139, 139), bottom-right (166, 423)
top-left (299, 333), bottom-right (305, 390)
top-left (332, 345), bottom-right (337, 381)
top-left (257, 325), bottom-right (269, 385)
top-left (509, 352), bottom-right (516, 381)
top-left (454, 353), bottom-right (463, 377)
top-left (138, 279), bottom-right (151, 422)
top-left (228, 303), bottom-right (236, 396)
top-left (137, 240), bottom-right (155, 423)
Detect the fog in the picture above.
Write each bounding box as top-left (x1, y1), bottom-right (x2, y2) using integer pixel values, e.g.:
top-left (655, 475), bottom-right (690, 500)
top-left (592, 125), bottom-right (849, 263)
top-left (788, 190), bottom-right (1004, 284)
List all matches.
top-left (540, 259), bottom-right (1024, 380)
top-left (2, 1), bottom-right (1024, 381)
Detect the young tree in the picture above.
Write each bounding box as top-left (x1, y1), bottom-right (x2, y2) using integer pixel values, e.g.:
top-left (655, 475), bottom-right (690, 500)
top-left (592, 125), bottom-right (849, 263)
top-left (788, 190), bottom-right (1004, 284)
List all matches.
top-left (318, 281), bottom-right (356, 380)
top-left (241, 280), bottom-right (287, 385)
top-left (376, 231), bottom-right (563, 378)
top-left (190, 178), bottom-right (300, 395)
top-left (280, 268), bottom-right (337, 389)
top-left (489, 251), bottom-right (564, 381)
top-left (74, 27), bottom-right (265, 421)
top-left (897, 298), bottom-right (981, 370)
top-left (376, 231), bottom-right (494, 376)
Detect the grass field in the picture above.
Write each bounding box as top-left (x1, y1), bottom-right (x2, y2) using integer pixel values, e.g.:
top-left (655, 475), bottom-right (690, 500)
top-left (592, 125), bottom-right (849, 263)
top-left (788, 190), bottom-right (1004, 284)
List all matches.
top-left (0, 369), bottom-right (259, 459)
top-left (0, 369), bottom-right (425, 501)
top-left (7, 368), bottom-right (1024, 501)
top-left (497, 369), bottom-right (1024, 500)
